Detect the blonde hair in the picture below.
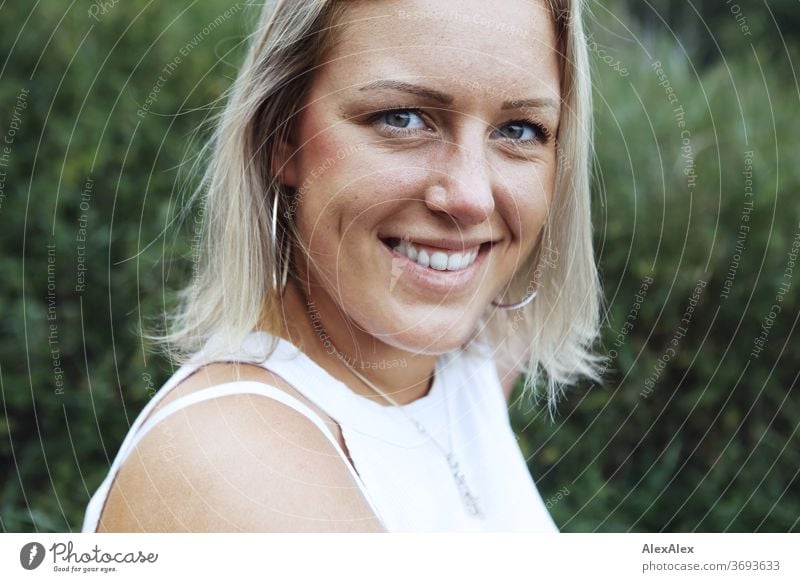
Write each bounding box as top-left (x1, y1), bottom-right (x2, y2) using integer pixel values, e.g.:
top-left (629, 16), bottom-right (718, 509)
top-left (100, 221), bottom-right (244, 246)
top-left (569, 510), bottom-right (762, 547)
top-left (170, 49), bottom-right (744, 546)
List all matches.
top-left (146, 0), bottom-right (606, 415)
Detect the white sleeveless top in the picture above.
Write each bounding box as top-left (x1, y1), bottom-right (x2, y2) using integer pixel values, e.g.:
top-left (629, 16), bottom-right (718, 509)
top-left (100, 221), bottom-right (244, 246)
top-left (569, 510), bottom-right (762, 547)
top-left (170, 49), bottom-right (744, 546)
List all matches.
top-left (82, 331), bottom-right (558, 533)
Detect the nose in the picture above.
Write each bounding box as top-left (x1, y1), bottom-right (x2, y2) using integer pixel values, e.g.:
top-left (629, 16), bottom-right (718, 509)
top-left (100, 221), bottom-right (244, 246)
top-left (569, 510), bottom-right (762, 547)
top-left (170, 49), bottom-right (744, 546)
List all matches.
top-left (424, 139), bottom-right (495, 226)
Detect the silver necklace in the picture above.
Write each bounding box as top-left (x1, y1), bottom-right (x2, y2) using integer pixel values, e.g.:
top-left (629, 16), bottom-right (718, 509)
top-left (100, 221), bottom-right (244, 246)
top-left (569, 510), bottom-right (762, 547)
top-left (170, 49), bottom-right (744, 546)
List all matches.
top-left (321, 334), bottom-right (485, 520)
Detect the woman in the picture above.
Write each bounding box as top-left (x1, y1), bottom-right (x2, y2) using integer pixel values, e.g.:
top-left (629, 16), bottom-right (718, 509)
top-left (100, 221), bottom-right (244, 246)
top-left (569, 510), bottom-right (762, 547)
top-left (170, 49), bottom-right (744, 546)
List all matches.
top-left (83, 0), bottom-right (603, 532)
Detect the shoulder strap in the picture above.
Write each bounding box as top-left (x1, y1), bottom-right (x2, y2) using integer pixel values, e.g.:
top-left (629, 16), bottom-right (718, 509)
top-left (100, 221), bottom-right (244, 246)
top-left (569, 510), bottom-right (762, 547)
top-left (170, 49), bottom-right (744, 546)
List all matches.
top-left (128, 381), bottom-right (335, 454)
top-left (114, 381), bottom-right (385, 526)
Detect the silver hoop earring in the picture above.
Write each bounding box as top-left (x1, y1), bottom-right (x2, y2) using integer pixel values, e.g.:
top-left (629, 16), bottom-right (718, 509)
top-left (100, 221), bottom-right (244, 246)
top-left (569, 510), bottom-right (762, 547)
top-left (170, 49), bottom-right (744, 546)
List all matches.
top-left (271, 195), bottom-right (290, 295)
top-left (491, 289), bottom-right (537, 310)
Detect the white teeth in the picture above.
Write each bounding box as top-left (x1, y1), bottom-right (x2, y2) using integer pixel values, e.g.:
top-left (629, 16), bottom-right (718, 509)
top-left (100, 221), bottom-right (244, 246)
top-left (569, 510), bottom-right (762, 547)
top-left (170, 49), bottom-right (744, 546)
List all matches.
top-left (391, 240), bottom-right (479, 271)
top-left (429, 252), bottom-right (448, 270)
top-left (447, 253), bottom-right (463, 270)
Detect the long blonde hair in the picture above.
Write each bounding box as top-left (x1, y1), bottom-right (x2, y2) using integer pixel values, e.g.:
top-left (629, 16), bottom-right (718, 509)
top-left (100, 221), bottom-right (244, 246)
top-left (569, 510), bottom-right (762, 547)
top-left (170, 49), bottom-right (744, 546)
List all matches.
top-left (146, 0), bottom-right (606, 415)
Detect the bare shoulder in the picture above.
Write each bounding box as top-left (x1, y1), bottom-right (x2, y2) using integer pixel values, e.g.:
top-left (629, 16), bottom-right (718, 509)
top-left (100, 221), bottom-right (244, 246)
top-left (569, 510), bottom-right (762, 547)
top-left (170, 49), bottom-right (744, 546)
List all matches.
top-left (97, 362), bottom-right (385, 532)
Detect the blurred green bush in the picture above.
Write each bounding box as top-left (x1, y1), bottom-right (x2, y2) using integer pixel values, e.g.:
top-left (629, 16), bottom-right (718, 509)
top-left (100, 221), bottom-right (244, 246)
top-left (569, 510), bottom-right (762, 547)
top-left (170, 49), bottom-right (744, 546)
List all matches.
top-left (514, 3), bottom-right (799, 532)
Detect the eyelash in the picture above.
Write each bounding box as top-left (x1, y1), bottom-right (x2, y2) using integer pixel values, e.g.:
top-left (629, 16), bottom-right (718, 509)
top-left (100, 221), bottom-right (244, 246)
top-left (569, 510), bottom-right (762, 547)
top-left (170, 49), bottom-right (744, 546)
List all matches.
top-left (369, 107), bottom-right (552, 145)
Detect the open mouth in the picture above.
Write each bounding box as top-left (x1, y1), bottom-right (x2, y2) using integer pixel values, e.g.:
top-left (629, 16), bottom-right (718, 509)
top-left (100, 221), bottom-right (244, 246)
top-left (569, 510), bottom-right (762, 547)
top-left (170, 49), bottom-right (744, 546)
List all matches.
top-left (380, 237), bottom-right (494, 272)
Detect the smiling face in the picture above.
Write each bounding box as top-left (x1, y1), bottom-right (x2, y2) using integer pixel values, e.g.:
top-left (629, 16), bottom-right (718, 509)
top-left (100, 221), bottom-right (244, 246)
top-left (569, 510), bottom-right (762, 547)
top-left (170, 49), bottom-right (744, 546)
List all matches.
top-left (278, 0), bottom-right (562, 355)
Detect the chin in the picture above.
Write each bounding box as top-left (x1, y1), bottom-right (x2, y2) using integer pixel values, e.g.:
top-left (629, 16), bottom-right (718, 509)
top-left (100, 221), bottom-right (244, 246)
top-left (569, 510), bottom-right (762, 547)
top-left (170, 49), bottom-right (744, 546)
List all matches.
top-left (364, 305), bottom-right (483, 356)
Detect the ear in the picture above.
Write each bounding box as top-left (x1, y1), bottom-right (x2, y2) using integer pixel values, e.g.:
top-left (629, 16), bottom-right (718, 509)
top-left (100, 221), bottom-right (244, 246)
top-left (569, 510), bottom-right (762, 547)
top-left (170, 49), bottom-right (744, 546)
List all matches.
top-left (271, 133), bottom-right (300, 188)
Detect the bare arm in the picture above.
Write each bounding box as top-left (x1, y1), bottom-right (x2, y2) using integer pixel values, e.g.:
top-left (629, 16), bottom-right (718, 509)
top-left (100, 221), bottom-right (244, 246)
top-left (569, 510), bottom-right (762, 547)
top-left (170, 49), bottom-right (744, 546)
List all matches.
top-left (96, 366), bottom-right (385, 532)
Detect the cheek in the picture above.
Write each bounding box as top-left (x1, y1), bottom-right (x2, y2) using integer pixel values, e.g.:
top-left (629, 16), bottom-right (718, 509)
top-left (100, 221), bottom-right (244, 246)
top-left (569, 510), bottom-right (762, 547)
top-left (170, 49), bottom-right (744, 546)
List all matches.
top-left (343, 152), bottom-right (432, 209)
top-left (298, 146), bottom-right (430, 232)
top-left (291, 133), bottom-right (358, 246)
top-left (499, 163), bottom-right (556, 244)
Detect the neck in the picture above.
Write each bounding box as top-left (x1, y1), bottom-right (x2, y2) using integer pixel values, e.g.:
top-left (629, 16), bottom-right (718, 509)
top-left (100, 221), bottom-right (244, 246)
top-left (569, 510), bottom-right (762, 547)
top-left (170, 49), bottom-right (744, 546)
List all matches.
top-left (269, 281), bottom-right (439, 406)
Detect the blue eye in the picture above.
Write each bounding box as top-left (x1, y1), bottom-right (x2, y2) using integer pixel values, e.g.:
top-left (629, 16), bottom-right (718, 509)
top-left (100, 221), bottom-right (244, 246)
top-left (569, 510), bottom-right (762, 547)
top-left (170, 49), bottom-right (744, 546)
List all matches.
top-left (378, 109), bottom-right (427, 130)
top-left (491, 121), bottom-right (547, 142)
top-left (370, 109), bottom-right (550, 145)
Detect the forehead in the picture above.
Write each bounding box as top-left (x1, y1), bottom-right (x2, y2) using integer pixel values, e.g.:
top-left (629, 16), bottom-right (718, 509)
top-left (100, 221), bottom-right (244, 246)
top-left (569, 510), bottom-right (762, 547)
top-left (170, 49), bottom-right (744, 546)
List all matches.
top-left (319, 0), bottom-right (561, 103)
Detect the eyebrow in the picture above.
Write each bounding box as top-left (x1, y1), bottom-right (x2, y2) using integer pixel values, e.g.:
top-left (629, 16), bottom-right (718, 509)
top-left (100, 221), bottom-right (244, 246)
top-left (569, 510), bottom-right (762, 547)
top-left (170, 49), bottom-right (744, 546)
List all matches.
top-left (358, 80), bottom-right (559, 114)
top-left (360, 80), bottom-right (454, 105)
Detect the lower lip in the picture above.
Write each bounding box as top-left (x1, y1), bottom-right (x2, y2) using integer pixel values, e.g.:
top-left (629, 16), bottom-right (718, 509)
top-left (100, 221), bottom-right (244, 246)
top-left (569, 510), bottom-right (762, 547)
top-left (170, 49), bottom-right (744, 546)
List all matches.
top-left (379, 239), bottom-right (491, 295)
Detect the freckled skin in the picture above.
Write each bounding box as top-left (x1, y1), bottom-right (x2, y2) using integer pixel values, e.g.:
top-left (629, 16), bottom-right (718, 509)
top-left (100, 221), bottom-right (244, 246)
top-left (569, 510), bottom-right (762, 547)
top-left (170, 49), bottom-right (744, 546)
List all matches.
top-left (275, 0), bottom-right (561, 400)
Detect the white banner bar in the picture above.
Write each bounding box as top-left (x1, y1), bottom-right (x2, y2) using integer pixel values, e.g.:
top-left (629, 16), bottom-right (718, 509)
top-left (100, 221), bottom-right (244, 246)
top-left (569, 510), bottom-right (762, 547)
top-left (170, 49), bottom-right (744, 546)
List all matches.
top-left (2, 533), bottom-right (797, 581)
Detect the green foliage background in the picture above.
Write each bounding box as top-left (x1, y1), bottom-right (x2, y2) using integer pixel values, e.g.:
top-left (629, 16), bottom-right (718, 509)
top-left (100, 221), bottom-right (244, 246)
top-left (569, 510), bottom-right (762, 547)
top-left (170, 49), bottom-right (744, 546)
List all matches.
top-left (1, 1), bottom-right (797, 532)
